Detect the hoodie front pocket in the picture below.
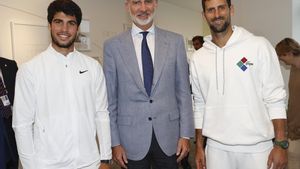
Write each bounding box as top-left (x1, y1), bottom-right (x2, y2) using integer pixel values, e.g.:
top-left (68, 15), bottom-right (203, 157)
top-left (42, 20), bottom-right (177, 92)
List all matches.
top-left (203, 105), bottom-right (263, 145)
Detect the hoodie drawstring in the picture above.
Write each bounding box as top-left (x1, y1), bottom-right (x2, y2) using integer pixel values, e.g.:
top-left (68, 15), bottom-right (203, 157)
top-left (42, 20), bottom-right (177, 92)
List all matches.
top-left (215, 47), bottom-right (225, 95)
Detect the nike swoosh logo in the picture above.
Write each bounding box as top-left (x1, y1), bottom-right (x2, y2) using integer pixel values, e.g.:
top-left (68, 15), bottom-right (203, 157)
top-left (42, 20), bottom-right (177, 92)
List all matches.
top-left (79, 70), bottom-right (88, 74)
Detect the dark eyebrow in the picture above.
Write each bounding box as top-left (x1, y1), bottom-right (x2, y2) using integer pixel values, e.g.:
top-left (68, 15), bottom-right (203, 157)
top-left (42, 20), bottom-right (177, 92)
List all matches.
top-left (206, 3), bottom-right (227, 11)
top-left (68, 20), bottom-right (78, 24)
top-left (52, 18), bottom-right (62, 22)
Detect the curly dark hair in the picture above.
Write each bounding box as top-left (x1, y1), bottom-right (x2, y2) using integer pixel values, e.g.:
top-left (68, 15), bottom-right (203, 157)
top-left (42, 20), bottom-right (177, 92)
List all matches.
top-left (192, 35), bottom-right (204, 44)
top-left (47, 0), bottom-right (82, 26)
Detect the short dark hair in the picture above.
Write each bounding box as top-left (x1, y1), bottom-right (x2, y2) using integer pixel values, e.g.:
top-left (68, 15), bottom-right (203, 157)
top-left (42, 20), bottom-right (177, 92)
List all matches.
top-left (192, 35), bottom-right (204, 44)
top-left (202, 0), bottom-right (231, 11)
top-left (275, 38), bottom-right (300, 57)
top-left (47, 0), bottom-right (82, 25)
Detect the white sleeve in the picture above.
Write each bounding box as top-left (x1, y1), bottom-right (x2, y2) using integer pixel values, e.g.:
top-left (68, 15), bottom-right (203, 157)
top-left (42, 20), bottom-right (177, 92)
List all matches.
top-left (12, 65), bottom-right (36, 169)
top-left (95, 64), bottom-right (112, 160)
top-left (190, 57), bottom-right (205, 129)
top-left (260, 38), bottom-right (287, 119)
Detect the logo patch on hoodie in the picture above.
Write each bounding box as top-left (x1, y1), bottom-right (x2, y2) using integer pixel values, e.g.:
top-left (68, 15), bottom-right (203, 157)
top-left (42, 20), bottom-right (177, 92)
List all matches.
top-left (236, 57), bottom-right (253, 71)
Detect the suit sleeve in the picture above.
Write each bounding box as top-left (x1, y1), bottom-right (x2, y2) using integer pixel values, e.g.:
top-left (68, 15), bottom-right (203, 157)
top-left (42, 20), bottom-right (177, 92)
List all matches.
top-left (12, 65), bottom-right (36, 169)
top-left (175, 36), bottom-right (194, 138)
top-left (103, 40), bottom-right (121, 147)
top-left (94, 63), bottom-right (112, 160)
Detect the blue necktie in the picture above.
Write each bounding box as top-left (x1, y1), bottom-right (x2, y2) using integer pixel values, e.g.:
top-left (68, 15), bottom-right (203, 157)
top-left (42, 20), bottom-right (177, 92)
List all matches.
top-left (141, 31), bottom-right (153, 96)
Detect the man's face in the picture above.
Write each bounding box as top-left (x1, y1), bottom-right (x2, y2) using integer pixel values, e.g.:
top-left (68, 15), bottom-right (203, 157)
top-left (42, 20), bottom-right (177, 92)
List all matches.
top-left (126, 0), bottom-right (157, 29)
top-left (193, 40), bottom-right (203, 50)
top-left (203, 0), bottom-right (232, 33)
top-left (49, 12), bottom-right (78, 51)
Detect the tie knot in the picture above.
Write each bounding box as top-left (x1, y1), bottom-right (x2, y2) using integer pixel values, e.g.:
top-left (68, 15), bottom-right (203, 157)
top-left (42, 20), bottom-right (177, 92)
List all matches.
top-left (140, 31), bottom-right (149, 38)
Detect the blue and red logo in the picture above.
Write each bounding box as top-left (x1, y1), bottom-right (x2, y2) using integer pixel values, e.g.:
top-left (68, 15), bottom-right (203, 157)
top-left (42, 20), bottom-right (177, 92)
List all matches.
top-left (236, 57), bottom-right (253, 71)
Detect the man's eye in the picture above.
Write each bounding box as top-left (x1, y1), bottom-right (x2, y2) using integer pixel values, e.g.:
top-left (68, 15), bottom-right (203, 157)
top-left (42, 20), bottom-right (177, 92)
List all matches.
top-left (69, 21), bottom-right (77, 26)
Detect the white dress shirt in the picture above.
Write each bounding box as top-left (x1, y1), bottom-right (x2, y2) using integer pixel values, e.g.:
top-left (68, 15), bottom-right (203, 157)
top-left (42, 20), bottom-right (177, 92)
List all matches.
top-left (13, 45), bottom-right (111, 169)
top-left (131, 23), bottom-right (155, 81)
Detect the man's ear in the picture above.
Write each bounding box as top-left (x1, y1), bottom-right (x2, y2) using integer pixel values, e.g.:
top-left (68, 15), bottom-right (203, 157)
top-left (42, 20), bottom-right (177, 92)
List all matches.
top-left (125, 0), bottom-right (130, 13)
top-left (202, 11), bottom-right (207, 23)
top-left (230, 4), bottom-right (234, 17)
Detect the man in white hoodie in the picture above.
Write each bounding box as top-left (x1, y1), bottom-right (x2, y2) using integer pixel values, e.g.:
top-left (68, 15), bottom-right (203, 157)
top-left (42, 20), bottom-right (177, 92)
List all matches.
top-left (190, 0), bottom-right (288, 169)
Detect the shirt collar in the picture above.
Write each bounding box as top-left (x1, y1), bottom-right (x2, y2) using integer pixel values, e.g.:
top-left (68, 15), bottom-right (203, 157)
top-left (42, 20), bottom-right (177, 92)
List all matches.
top-left (131, 23), bottom-right (155, 37)
top-left (48, 44), bottom-right (77, 59)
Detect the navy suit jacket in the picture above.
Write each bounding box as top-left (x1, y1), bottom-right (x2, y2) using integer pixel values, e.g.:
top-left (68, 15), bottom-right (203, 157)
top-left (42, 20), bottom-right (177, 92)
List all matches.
top-left (0, 57), bottom-right (18, 166)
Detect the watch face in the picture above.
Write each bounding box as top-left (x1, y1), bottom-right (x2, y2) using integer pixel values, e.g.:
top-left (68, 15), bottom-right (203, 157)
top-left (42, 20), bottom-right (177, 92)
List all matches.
top-left (275, 140), bottom-right (289, 149)
top-left (282, 141), bottom-right (289, 149)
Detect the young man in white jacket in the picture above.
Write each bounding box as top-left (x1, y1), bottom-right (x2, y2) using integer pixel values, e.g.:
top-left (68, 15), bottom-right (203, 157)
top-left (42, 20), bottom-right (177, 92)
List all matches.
top-left (13, 0), bottom-right (112, 169)
top-left (190, 0), bottom-right (288, 169)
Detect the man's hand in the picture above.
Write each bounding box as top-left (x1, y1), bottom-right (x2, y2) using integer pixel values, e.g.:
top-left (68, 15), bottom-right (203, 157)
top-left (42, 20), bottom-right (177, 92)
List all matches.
top-left (268, 119), bottom-right (288, 169)
top-left (99, 163), bottom-right (111, 169)
top-left (195, 143), bottom-right (206, 169)
top-left (267, 146), bottom-right (288, 169)
top-left (176, 138), bottom-right (190, 162)
top-left (195, 129), bottom-right (206, 169)
top-left (112, 145), bottom-right (128, 169)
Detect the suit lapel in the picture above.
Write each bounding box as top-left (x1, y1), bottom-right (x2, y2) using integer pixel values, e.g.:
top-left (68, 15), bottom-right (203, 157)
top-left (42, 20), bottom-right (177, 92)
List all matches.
top-left (0, 59), bottom-right (7, 80)
top-left (118, 28), bottom-right (169, 96)
top-left (0, 59), bottom-right (9, 86)
top-left (0, 59), bottom-right (4, 71)
top-left (119, 30), bottom-right (146, 94)
top-left (152, 27), bottom-right (168, 91)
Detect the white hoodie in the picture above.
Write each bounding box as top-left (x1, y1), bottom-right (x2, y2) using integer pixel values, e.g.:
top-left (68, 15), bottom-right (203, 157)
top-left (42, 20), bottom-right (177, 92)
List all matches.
top-left (190, 26), bottom-right (286, 146)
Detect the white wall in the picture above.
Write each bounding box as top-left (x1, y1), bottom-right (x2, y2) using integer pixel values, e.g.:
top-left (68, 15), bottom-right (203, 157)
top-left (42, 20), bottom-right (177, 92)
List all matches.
top-left (0, 0), bottom-right (48, 60)
top-left (156, 1), bottom-right (203, 58)
top-left (293, 0), bottom-right (300, 42)
top-left (232, 0), bottom-right (292, 46)
top-left (0, 0), bottom-right (203, 64)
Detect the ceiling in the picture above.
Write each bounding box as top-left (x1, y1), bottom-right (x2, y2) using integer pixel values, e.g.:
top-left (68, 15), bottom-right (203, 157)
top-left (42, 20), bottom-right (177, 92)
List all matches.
top-left (160, 0), bottom-right (202, 12)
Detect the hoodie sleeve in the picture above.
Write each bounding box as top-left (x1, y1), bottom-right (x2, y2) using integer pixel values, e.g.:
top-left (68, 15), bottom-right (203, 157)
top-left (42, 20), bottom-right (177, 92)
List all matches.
top-left (190, 54), bottom-right (206, 129)
top-left (259, 38), bottom-right (287, 120)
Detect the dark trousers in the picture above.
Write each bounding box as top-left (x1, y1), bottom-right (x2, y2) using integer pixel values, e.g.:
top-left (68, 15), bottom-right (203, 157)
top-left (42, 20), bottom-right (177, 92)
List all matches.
top-left (181, 153), bottom-right (192, 169)
top-left (2, 117), bottom-right (19, 169)
top-left (0, 118), bottom-right (6, 169)
top-left (123, 131), bottom-right (178, 169)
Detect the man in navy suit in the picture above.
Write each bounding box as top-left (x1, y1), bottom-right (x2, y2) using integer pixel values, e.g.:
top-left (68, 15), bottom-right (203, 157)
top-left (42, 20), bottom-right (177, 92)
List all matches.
top-left (103, 0), bottom-right (194, 168)
top-left (0, 57), bottom-right (18, 169)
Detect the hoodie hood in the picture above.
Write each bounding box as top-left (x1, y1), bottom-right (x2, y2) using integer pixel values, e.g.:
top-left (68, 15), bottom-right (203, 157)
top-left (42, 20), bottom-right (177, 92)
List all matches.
top-left (203, 25), bottom-right (254, 50)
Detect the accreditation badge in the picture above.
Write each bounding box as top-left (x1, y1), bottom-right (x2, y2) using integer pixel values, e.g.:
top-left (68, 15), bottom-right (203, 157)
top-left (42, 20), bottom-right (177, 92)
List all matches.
top-left (0, 95), bottom-right (11, 106)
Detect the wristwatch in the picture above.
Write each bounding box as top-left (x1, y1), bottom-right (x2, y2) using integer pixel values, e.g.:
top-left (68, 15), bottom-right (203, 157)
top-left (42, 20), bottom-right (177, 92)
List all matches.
top-left (101, 160), bottom-right (113, 164)
top-left (274, 140), bottom-right (289, 149)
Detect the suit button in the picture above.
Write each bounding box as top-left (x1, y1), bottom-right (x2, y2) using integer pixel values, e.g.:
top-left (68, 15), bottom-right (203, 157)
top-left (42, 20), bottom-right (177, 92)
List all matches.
top-left (148, 117), bottom-right (152, 121)
top-left (149, 100), bottom-right (153, 103)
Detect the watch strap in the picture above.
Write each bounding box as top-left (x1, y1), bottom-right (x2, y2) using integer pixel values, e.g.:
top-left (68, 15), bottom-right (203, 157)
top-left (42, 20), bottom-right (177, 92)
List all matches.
top-left (101, 160), bottom-right (112, 164)
top-left (274, 140), bottom-right (289, 149)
